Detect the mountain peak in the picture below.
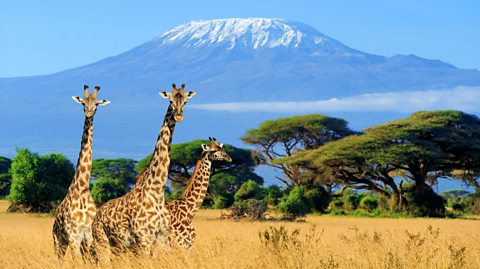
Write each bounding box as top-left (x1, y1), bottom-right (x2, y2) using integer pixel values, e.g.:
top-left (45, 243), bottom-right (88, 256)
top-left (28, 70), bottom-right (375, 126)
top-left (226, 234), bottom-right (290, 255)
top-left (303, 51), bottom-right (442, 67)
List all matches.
top-left (155, 18), bottom-right (351, 53)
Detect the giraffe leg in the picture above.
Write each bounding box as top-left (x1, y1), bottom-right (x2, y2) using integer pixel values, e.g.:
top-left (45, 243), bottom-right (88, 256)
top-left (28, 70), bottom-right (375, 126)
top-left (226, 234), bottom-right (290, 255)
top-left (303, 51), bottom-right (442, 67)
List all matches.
top-left (91, 220), bottom-right (112, 266)
top-left (67, 233), bottom-right (83, 262)
top-left (53, 230), bottom-right (68, 267)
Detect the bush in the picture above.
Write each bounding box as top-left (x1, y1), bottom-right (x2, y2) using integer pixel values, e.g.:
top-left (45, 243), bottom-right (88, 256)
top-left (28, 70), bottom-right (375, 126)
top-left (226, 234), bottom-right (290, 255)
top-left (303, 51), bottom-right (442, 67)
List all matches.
top-left (228, 199), bottom-right (267, 220)
top-left (277, 185), bottom-right (311, 219)
top-left (359, 194), bottom-right (380, 212)
top-left (264, 185), bottom-right (284, 206)
top-left (403, 185), bottom-right (445, 217)
top-left (305, 187), bottom-right (330, 212)
top-left (91, 178), bottom-right (128, 205)
top-left (213, 195), bottom-right (230, 209)
top-left (8, 149), bottom-right (73, 212)
top-left (234, 180), bottom-right (263, 201)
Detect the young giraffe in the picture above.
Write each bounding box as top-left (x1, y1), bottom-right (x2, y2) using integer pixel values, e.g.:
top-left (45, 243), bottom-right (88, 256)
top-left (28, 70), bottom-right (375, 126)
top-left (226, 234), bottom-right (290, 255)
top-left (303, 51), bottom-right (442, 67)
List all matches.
top-left (166, 137), bottom-right (232, 250)
top-left (52, 85), bottom-right (110, 261)
top-left (92, 84), bottom-right (195, 261)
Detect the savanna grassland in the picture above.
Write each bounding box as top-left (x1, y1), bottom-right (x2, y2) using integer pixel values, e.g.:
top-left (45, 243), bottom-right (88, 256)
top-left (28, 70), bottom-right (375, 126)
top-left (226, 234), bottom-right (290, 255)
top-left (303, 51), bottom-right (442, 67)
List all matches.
top-left (0, 200), bottom-right (478, 269)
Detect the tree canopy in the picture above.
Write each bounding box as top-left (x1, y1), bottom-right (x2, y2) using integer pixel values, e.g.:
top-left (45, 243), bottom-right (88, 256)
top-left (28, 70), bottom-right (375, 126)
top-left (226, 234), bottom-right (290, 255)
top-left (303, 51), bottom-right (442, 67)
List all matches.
top-left (242, 114), bottom-right (356, 186)
top-left (278, 111), bottom-right (480, 215)
top-left (8, 149), bottom-right (74, 212)
top-left (91, 158), bottom-right (137, 188)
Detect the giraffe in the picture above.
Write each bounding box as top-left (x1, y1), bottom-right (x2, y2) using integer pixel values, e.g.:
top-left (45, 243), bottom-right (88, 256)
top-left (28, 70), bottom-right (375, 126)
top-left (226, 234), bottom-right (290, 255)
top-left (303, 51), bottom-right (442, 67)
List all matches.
top-left (52, 85), bottom-right (110, 262)
top-left (166, 137), bottom-right (232, 250)
top-left (92, 83), bottom-right (195, 261)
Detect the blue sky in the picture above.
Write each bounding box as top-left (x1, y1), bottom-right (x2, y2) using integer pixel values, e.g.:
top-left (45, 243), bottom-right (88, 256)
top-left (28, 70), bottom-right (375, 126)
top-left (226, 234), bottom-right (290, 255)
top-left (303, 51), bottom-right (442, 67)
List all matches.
top-left (0, 0), bottom-right (478, 77)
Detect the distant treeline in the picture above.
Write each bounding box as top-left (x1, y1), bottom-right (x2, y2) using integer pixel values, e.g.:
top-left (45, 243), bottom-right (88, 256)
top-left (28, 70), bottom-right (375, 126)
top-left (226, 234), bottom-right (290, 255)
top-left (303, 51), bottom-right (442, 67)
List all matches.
top-left (1, 110), bottom-right (479, 218)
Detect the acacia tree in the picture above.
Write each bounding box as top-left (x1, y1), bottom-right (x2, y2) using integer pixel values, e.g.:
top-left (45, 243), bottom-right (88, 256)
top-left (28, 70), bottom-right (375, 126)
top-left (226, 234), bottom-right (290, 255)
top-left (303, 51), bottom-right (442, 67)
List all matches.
top-left (135, 140), bottom-right (262, 205)
top-left (242, 114), bottom-right (356, 187)
top-left (279, 111), bottom-right (480, 216)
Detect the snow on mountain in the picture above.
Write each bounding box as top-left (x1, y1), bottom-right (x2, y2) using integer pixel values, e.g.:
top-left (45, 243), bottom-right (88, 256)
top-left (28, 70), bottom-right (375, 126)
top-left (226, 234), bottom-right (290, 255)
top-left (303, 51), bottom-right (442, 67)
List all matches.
top-left (157, 18), bottom-right (350, 52)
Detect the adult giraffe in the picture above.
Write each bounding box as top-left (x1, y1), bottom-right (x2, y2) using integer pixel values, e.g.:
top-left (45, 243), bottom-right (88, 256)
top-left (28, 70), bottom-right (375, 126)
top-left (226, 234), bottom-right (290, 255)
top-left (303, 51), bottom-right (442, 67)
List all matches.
top-left (52, 85), bottom-right (110, 262)
top-left (92, 83), bottom-right (195, 261)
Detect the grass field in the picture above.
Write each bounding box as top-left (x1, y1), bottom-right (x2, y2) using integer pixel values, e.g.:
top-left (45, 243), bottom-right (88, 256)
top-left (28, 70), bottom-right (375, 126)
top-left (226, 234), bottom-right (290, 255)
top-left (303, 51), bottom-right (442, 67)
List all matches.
top-left (0, 200), bottom-right (478, 269)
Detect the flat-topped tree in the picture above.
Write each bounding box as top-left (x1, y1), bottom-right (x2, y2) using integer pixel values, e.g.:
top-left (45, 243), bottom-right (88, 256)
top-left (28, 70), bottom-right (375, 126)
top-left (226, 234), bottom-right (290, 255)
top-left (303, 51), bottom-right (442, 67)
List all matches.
top-left (242, 114), bottom-right (357, 188)
top-left (279, 110), bottom-right (480, 216)
top-left (92, 84), bottom-right (195, 261)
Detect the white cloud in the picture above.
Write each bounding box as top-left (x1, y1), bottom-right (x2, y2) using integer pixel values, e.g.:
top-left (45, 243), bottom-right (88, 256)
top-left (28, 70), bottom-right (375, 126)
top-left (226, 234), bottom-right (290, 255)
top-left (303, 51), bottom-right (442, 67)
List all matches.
top-left (191, 86), bottom-right (480, 113)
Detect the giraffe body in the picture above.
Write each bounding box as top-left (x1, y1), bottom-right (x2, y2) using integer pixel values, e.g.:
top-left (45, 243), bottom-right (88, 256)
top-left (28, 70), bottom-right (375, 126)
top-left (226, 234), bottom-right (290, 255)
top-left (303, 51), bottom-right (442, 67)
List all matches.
top-left (52, 85), bottom-right (110, 261)
top-left (167, 138), bottom-right (232, 250)
top-left (92, 84), bottom-right (195, 260)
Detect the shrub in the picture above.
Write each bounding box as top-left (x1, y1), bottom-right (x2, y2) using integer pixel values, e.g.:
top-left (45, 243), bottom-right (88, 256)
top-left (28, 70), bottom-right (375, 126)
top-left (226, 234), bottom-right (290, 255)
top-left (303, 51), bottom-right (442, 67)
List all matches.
top-left (91, 178), bottom-right (128, 205)
top-left (359, 194), bottom-right (380, 212)
top-left (234, 179), bottom-right (263, 201)
top-left (277, 185), bottom-right (311, 219)
top-left (229, 199), bottom-right (267, 220)
top-left (264, 185), bottom-right (284, 206)
top-left (213, 195), bottom-right (230, 209)
top-left (305, 187), bottom-right (330, 212)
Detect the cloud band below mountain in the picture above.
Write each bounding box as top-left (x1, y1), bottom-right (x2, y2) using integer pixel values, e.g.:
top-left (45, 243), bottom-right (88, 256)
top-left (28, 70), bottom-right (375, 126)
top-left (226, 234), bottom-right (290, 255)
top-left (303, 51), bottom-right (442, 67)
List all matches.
top-left (191, 86), bottom-right (480, 113)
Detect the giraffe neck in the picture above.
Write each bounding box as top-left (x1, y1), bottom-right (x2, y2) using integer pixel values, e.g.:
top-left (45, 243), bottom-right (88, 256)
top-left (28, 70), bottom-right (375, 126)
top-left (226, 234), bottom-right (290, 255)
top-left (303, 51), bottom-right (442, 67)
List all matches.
top-left (69, 116), bottom-right (94, 194)
top-left (181, 155), bottom-right (212, 217)
top-left (136, 104), bottom-right (176, 200)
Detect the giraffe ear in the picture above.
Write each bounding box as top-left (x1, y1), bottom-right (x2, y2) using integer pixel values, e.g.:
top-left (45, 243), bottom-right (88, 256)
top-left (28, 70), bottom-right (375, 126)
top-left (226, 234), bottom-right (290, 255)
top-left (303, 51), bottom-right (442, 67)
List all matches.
top-left (72, 96), bottom-right (83, 104)
top-left (159, 91), bottom-right (171, 99)
top-left (201, 144), bottom-right (210, 151)
top-left (186, 91), bottom-right (196, 99)
top-left (97, 99), bottom-right (111, 106)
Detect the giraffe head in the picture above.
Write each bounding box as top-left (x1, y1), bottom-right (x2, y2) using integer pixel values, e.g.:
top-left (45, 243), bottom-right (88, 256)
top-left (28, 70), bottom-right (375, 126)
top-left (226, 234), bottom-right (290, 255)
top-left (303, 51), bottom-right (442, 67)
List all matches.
top-left (159, 83), bottom-right (196, 122)
top-left (201, 137), bottom-right (232, 162)
top-left (72, 85), bottom-right (110, 117)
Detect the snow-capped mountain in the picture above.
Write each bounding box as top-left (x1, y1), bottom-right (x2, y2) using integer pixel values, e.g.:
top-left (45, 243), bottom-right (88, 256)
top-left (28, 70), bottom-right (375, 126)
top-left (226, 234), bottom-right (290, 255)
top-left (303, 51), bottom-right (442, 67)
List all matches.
top-left (1, 18), bottom-right (479, 161)
top-left (158, 18), bottom-right (354, 53)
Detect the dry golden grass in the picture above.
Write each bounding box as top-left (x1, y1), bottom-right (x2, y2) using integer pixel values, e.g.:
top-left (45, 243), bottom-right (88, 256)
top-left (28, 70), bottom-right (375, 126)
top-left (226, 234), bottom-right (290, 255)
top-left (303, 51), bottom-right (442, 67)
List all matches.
top-left (0, 200), bottom-right (479, 269)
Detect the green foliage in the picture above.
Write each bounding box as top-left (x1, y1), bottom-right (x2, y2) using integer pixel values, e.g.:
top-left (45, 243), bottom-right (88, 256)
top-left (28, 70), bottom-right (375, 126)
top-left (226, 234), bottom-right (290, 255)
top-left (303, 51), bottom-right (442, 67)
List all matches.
top-left (91, 158), bottom-right (137, 188)
top-left (263, 185), bottom-right (284, 206)
top-left (0, 156), bottom-right (12, 196)
top-left (91, 178), bottom-right (128, 205)
top-left (234, 179), bottom-right (263, 201)
top-left (212, 195), bottom-right (230, 209)
top-left (209, 168), bottom-right (263, 208)
top-left (277, 185), bottom-right (312, 219)
top-left (8, 149), bottom-right (74, 212)
top-left (442, 190), bottom-right (480, 215)
top-left (304, 187), bottom-right (330, 212)
top-left (403, 185), bottom-right (445, 217)
top-left (359, 194), bottom-right (380, 212)
top-left (328, 189), bottom-right (362, 213)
